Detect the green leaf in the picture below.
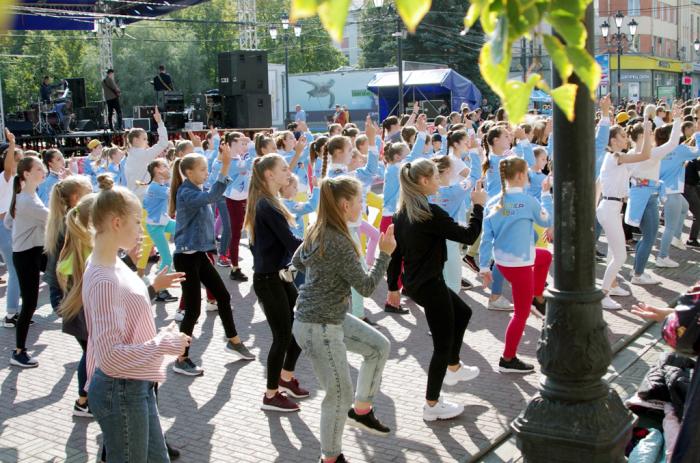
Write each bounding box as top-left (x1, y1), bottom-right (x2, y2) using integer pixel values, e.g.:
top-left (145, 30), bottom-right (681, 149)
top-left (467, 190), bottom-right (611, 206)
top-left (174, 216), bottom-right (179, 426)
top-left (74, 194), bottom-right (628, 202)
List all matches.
top-left (490, 16), bottom-right (508, 64)
top-left (464, 0), bottom-right (486, 31)
top-left (542, 35), bottom-right (573, 82)
top-left (396, 0), bottom-right (432, 34)
top-left (546, 12), bottom-right (586, 48)
top-left (549, 0), bottom-right (591, 18)
top-left (550, 83), bottom-right (578, 121)
top-left (316, 0), bottom-right (351, 43)
top-left (566, 46), bottom-right (601, 99)
top-left (502, 74), bottom-right (541, 123)
top-left (480, 5), bottom-right (500, 35)
top-left (290, 0), bottom-right (318, 20)
top-left (479, 42), bottom-right (510, 98)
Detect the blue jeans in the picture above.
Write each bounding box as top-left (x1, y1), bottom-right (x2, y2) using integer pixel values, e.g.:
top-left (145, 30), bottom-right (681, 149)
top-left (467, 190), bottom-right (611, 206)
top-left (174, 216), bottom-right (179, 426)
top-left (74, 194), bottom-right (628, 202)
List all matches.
top-left (146, 220), bottom-right (176, 271)
top-left (216, 198), bottom-right (231, 257)
top-left (633, 194), bottom-right (659, 275)
top-left (49, 285), bottom-right (63, 312)
top-left (88, 369), bottom-right (169, 463)
top-left (491, 264), bottom-right (505, 295)
top-left (659, 194), bottom-right (688, 258)
top-left (0, 222), bottom-right (20, 312)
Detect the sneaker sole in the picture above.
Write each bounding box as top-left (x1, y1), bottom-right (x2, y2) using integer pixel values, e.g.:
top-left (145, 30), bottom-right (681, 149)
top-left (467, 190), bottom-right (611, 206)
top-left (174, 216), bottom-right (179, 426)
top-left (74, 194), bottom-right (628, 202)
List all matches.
top-left (172, 366), bottom-right (204, 376)
top-left (3, 322), bottom-right (16, 328)
top-left (72, 409), bottom-right (93, 418)
top-left (422, 408), bottom-right (464, 422)
top-left (216, 262), bottom-right (230, 267)
top-left (632, 280), bottom-right (660, 285)
top-left (278, 386), bottom-right (310, 399)
top-left (260, 404), bottom-right (300, 412)
top-left (487, 306), bottom-right (514, 312)
top-left (655, 264), bottom-right (679, 268)
top-left (224, 345), bottom-right (256, 361)
top-left (10, 359), bottom-right (38, 368)
top-left (498, 366), bottom-right (534, 374)
top-left (346, 418), bottom-right (391, 436)
top-left (443, 369), bottom-right (480, 386)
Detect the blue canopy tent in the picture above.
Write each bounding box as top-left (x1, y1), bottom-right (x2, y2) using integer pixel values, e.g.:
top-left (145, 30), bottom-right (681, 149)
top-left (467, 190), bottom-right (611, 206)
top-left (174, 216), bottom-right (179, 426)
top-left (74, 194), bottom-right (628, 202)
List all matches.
top-left (366, 69), bottom-right (482, 120)
top-left (530, 89), bottom-right (552, 103)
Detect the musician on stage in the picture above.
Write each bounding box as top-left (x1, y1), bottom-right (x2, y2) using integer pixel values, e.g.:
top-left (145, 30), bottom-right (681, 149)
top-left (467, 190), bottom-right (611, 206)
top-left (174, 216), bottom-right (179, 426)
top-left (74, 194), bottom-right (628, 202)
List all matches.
top-left (102, 69), bottom-right (122, 131)
top-left (152, 65), bottom-right (174, 91)
top-left (40, 76), bottom-right (53, 103)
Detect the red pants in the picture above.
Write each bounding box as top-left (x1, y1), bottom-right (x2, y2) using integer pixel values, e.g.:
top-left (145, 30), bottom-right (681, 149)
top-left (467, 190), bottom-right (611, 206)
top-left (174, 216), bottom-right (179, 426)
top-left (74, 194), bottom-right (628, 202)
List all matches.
top-left (178, 252), bottom-right (216, 308)
top-left (225, 198), bottom-right (246, 265)
top-left (380, 215), bottom-right (402, 290)
top-left (497, 248), bottom-right (552, 359)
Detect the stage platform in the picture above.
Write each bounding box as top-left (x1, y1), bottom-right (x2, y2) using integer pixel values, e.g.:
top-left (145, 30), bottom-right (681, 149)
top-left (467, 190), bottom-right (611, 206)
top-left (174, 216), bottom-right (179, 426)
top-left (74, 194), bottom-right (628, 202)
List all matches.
top-left (13, 127), bottom-right (273, 155)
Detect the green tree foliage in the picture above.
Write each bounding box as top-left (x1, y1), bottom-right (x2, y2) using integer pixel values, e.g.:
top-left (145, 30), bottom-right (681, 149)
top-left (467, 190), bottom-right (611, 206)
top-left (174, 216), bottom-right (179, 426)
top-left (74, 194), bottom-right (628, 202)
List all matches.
top-left (359, 0), bottom-right (496, 103)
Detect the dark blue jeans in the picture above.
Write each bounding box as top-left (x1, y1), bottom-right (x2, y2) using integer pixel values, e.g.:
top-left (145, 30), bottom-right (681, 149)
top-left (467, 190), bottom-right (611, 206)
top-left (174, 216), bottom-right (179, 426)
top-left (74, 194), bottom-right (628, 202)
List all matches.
top-left (88, 369), bottom-right (169, 463)
top-left (49, 285), bottom-right (63, 312)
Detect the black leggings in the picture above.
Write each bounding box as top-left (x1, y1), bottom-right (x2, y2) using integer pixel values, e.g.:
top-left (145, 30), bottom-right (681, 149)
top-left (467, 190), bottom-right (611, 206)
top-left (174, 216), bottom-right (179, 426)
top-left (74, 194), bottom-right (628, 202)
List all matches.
top-left (174, 252), bottom-right (237, 357)
top-left (409, 277), bottom-right (473, 401)
top-left (13, 246), bottom-right (46, 350)
top-left (684, 184), bottom-right (700, 241)
top-left (253, 272), bottom-right (301, 390)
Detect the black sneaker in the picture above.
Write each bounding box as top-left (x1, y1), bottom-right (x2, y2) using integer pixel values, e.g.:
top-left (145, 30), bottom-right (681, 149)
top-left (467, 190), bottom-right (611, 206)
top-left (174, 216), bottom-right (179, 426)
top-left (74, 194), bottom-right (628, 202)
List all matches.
top-left (3, 313), bottom-right (34, 328)
top-left (595, 250), bottom-right (606, 261)
top-left (384, 303), bottom-right (409, 315)
top-left (318, 453), bottom-right (349, 463)
top-left (10, 350), bottom-right (38, 368)
top-left (687, 239), bottom-right (700, 248)
top-left (229, 268), bottom-right (248, 282)
top-left (498, 356), bottom-right (535, 374)
top-left (166, 441), bottom-right (180, 461)
top-left (361, 317), bottom-right (378, 327)
top-left (461, 278), bottom-right (473, 290)
top-left (73, 399), bottom-right (93, 418)
top-left (462, 254), bottom-right (480, 273)
top-left (148, 252), bottom-right (160, 263)
top-left (531, 297), bottom-right (546, 318)
top-left (347, 408), bottom-right (390, 436)
top-left (155, 290), bottom-right (178, 303)
top-left (172, 358), bottom-right (204, 376)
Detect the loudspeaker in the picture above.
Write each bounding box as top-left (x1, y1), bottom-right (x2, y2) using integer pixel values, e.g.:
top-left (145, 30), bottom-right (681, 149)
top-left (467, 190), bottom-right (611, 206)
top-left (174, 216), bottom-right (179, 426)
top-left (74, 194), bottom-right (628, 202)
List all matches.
top-left (123, 118), bottom-right (151, 131)
top-left (222, 94), bottom-right (271, 128)
top-left (191, 109), bottom-right (207, 123)
top-left (135, 106), bottom-right (157, 119)
top-left (164, 112), bottom-right (187, 131)
top-left (192, 94), bottom-right (206, 110)
top-left (65, 78), bottom-right (86, 109)
top-left (218, 51), bottom-right (268, 96)
top-left (5, 119), bottom-right (33, 136)
top-left (76, 119), bottom-right (97, 131)
top-left (156, 92), bottom-right (184, 112)
top-left (77, 106), bottom-right (99, 122)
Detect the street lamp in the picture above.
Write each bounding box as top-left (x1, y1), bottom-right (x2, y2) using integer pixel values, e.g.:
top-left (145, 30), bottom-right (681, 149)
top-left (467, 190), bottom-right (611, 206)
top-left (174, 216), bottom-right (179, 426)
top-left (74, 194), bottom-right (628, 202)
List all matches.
top-left (270, 15), bottom-right (300, 126)
top-left (601, 11), bottom-right (637, 106)
top-left (694, 38), bottom-right (700, 53)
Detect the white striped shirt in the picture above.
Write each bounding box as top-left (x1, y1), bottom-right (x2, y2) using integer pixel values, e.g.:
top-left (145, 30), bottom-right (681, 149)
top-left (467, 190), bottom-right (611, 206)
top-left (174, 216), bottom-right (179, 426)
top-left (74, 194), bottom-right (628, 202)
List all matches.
top-left (82, 258), bottom-right (183, 386)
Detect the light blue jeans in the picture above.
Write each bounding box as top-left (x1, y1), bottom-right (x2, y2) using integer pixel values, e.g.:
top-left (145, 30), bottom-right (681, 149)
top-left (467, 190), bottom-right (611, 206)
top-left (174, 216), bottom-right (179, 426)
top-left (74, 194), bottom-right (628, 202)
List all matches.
top-left (491, 264), bottom-right (505, 296)
top-left (88, 369), bottom-right (169, 463)
top-left (634, 194), bottom-right (660, 275)
top-left (659, 193), bottom-right (689, 258)
top-left (146, 220), bottom-right (176, 271)
top-left (0, 222), bottom-right (20, 313)
top-left (293, 314), bottom-right (390, 459)
top-left (443, 240), bottom-right (461, 293)
top-left (350, 228), bottom-right (365, 318)
top-left (215, 198), bottom-right (231, 257)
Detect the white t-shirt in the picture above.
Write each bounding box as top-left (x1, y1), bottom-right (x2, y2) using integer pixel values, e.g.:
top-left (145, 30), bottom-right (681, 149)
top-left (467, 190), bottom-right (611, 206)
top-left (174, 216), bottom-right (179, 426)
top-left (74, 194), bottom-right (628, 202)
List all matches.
top-left (599, 152), bottom-right (631, 198)
top-left (0, 173), bottom-right (14, 215)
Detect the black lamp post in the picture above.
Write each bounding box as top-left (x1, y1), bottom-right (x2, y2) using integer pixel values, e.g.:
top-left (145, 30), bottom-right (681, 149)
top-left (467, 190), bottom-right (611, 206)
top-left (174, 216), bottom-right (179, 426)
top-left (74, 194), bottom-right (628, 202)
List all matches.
top-left (270, 15), bottom-right (301, 126)
top-left (372, 0), bottom-right (405, 116)
top-left (511, 5), bottom-right (634, 462)
top-left (601, 11), bottom-right (637, 107)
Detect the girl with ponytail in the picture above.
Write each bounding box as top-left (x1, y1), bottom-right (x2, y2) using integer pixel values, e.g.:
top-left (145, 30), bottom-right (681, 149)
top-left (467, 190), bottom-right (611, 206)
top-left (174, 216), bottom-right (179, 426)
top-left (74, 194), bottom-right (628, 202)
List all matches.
top-left (7, 155), bottom-right (48, 368)
top-left (387, 157), bottom-right (486, 421)
top-left (37, 148), bottom-right (65, 205)
top-left (478, 156), bottom-right (553, 374)
top-left (292, 175), bottom-right (396, 462)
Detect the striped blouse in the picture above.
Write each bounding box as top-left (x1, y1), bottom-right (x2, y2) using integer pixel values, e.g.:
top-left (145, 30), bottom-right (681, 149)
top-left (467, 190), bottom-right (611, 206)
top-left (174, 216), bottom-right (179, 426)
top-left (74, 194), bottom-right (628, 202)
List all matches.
top-left (82, 258), bottom-right (184, 386)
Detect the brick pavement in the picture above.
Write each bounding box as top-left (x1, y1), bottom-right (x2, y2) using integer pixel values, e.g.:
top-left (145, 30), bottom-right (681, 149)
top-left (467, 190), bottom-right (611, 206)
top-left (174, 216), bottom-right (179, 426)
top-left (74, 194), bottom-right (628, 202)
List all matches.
top-left (0, 220), bottom-right (698, 463)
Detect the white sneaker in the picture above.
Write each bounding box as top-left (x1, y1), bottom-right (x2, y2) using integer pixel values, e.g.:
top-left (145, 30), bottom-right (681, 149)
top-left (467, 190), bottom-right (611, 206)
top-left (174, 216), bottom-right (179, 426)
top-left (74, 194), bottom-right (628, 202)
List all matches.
top-left (422, 397), bottom-right (464, 422)
top-left (602, 295), bottom-right (622, 310)
top-left (655, 257), bottom-right (679, 268)
top-left (631, 273), bottom-right (660, 285)
top-left (488, 296), bottom-right (514, 311)
top-left (174, 310), bottom-right (185, 322)
top-left (608, 286), bottom-right (630, 297)
top-left (671, 238), bottom-right (687, 251)
top-left (443, 361), bottom-right (480, 386)
top-left (205, 302), bottom-right (218, 312)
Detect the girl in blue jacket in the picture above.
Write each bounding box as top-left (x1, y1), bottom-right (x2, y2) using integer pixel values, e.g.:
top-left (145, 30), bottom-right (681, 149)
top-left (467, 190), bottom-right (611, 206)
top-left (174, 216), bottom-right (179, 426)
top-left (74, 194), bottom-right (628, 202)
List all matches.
top-left (142, 159), bottom-right (176, 274)
top-left (479, 156), bottom-right (553, 374)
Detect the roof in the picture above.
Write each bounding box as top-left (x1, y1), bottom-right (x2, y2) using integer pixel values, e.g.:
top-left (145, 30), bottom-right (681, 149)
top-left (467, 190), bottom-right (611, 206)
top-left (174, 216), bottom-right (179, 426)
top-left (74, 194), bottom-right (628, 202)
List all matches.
top-left (366, 68), bottom-right (456, 88)
top-left (12, 0), bottom-right (210, 30)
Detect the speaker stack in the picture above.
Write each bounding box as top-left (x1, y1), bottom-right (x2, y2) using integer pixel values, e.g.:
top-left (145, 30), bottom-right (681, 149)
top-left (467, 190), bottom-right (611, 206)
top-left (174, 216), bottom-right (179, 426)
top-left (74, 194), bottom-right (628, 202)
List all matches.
top-left (218, 51), bottom-right (272, 128)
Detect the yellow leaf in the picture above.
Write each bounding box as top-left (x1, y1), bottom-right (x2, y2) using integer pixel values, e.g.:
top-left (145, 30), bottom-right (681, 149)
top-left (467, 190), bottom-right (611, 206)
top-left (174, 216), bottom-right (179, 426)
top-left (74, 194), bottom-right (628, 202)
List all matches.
top-left (290, 0), bottom-right (318, 21)
top-left (396, 0), bottom-right (432, 33)
top-left (502, 74), bottom-right (541, 123)
top-left (550, 83), bottom-right (578, 121)
top-left (317, 0), bottom-right (351, 43)
top-left (479, 43), bottom-right (510, 99)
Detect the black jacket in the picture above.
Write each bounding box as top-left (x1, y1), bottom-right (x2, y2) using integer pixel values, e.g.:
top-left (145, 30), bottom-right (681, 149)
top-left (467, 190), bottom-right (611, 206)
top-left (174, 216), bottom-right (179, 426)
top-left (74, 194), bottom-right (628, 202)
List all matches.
top-left (387, 203), bottom-right (482, 292)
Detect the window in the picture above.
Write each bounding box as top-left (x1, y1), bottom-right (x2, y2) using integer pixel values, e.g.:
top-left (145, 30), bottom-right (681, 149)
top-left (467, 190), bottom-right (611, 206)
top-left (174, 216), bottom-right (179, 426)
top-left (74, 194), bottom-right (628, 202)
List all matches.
top-left (628, 0), bottom-right (640, 15)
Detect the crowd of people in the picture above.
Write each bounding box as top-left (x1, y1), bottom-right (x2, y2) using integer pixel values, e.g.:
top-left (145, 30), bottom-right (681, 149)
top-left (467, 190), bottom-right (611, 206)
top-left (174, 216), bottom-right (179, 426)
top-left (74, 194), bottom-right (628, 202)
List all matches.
top-left (1, 95), bottom-right (699, 462)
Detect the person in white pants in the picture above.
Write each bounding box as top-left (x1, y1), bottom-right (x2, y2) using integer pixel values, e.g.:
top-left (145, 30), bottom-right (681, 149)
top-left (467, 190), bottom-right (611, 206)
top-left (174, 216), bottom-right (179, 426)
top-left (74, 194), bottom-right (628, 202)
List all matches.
top-left (596, 120), bottom-right (653, 310)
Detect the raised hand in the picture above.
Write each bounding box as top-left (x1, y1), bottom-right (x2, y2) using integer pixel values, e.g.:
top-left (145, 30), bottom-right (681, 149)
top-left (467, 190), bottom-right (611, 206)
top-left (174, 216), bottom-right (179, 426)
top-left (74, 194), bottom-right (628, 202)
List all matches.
top-left (471, 179), bottom-right (487, 206)
top-left (378, 224), bottom-right (397, 255)
top-left (4, 128), bottom-right (15, 145)
top-left (153, 106), bottom-right (162, 124)
top-left (599, 94), bottom-right (611, 116)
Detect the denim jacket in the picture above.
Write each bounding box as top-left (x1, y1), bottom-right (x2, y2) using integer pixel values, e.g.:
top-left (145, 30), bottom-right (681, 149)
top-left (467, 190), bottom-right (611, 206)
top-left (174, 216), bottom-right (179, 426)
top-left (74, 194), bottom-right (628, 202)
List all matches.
top-left (174, 174), bottom-right (231, 253)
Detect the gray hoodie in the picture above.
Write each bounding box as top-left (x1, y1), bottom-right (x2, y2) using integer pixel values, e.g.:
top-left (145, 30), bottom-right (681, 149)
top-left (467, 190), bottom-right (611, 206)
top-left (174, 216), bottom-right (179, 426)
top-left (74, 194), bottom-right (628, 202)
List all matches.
top-left (293, 228), bottom-right (390, 325)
